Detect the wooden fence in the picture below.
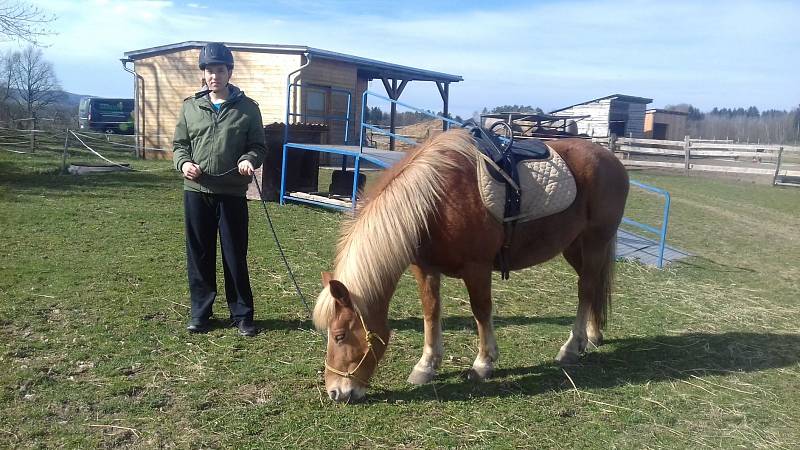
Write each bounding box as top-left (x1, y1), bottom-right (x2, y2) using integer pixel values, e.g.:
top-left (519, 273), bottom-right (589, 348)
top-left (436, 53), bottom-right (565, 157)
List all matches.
top-left (592, 136), bottom-right (800, 185)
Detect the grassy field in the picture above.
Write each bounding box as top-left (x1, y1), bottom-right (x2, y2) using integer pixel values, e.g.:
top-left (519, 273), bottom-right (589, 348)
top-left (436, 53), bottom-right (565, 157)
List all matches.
top-left (1, 141), bottom-right (799, 449)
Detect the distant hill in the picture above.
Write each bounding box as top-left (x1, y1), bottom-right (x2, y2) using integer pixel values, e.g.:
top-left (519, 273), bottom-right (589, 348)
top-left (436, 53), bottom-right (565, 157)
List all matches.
top-left (58, 91), bottom-right (134, 107)
top-left (2, 89), bottom-right (106, 108)
top-left (58, 91), bottom-right (84, 107)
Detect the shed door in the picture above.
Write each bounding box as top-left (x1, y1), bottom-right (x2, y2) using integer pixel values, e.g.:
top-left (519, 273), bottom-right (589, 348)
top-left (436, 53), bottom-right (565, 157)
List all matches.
top-left (653, 123), bottom-right (668, 140)
top-left (609, 121), bottom-right (626, 137)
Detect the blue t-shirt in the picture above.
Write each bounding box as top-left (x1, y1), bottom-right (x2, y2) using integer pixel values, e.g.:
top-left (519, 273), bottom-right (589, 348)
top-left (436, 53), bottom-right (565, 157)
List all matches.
top-left (211, 101), bottom-right (223, 112)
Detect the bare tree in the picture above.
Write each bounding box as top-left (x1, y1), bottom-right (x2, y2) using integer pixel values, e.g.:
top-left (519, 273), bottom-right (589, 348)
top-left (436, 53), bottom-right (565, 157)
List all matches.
top-left (0, 50), bottom-right (18, 123)
top-left (10, 45), bottom-right (61, 131)
top-left (0, 0), bottom-right (55, 45)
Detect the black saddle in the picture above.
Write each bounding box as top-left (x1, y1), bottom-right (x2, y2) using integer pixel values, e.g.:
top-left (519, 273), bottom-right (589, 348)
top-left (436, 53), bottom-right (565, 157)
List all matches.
top-left (462, 121), bottom-right (550, 211)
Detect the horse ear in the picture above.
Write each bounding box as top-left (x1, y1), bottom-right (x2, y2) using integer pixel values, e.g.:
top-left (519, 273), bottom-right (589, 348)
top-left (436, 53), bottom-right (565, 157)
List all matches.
top-left (328, 279), bottom-right (352, 308)
top-left (321, 271), bottom-right (333, 287)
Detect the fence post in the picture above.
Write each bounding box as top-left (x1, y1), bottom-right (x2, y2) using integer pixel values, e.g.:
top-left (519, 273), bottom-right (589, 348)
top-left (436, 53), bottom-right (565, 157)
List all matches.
top-left (29, 128), bottom-right (35, 153)
top-left (608, 133), bottom-right (617, 153)
top-left (683, 135), bottom-right (691, 175)
top-left (61, 128), bottom-right (70, 174)
top-left (772, 146), bottom-right (784, 185)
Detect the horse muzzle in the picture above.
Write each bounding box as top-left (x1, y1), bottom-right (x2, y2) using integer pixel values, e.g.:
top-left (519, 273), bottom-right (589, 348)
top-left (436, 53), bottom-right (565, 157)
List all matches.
top-left (327, 385), bottom-right (366, 403)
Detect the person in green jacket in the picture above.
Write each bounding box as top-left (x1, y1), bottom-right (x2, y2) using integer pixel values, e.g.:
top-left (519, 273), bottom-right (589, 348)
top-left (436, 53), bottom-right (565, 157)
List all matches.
top-left (172, 42), bottom-right (266, 336)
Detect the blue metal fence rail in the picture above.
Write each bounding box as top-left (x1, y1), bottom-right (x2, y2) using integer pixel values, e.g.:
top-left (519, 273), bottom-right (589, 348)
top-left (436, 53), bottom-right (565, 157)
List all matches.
top-left (359, 90), bottom-right (460, 152)
top-left (281, 90), bottom-right (461, 211)
top-left (621, 179), bottom-right (671, 268)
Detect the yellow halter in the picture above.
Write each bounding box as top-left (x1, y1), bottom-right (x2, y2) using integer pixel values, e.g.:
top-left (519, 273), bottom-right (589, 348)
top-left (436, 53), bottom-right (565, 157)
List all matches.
top-left (323, 312), bottom-right (386, 386)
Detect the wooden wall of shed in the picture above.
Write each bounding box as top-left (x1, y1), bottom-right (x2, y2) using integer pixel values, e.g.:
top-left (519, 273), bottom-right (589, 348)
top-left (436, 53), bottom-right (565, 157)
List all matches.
top-left (644, 111), bottom-right (687, 140)
top-left (626, 103), bottom-right (647, 138)
top-left (557, 100), bottom-right (612, 138)
top-left (134, 49), bottom-right (301, 158)
top-left (299, 59), bottom-right (363, 145)
top-left (644, 111), bottom-right (655, 137)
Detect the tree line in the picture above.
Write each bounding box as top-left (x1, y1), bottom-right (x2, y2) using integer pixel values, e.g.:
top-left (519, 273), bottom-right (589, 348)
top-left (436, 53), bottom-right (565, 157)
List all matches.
top-left (665, 103), bottom-right (800, 144)
top-left (363, 106), bottom-right (464, 127)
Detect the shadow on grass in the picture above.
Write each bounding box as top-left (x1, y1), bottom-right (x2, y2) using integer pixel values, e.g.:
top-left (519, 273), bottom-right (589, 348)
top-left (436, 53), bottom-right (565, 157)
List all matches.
top-left (369, 332), bottom-right (800, 403)
top-left (389, 315), bottom-right (574, 332)
top-left (673, 254), bottom-right (757, 273)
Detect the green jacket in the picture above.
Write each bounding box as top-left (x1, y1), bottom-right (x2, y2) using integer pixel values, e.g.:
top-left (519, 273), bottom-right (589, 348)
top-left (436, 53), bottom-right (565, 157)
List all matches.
top-left (173, 84), bottom-right (267, 196)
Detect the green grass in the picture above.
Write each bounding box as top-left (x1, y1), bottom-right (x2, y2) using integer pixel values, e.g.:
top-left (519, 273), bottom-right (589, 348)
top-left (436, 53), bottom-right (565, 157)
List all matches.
top-left (1, 146), bottom-right (799, 448)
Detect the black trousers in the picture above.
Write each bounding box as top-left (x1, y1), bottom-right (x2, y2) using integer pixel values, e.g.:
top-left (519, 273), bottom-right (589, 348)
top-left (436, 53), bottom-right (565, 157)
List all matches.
top-left (184, 191), bottom-right (254, 322)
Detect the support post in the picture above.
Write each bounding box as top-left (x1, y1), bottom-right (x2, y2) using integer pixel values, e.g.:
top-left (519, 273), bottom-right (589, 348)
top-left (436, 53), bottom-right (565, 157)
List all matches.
top-left (684, 135), bottom-right (691, 175)
top-left (773, 146), bottom-right (784, 186)
top-left (437, 82), bottom-right (450, 131)
top-left (381, 78), bottom-right (408, 151)
top-left (389, 79), bottom-right (396, 151)
top-left (608, 133), bottom-right (616, 153)
top-left (61, 128), bottom-right (70, 174)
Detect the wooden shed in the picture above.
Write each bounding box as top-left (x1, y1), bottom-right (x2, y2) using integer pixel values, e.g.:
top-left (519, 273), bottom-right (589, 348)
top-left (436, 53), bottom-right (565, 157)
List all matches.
top-left (644, 109), bottom-right (688, 140)
top-left (120, 41), bottom-right (462, 158)
top-left (550, 94), bottom-right (652, 138)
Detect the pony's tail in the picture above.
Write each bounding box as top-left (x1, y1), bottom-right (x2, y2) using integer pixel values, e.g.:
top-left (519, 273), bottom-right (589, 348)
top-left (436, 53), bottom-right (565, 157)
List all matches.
top-left (591, 238), bottom-right (616, 331)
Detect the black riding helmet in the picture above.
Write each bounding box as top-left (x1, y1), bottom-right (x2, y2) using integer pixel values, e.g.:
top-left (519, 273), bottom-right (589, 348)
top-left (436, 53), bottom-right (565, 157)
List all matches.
top-left (199, 42), bottom-right (234, 70)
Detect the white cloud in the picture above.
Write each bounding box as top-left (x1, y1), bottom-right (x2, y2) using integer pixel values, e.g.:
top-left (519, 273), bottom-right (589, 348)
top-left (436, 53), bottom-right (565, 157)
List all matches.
top-left (8, 0), bottom-right (799, 112)
top-left (7, 0), bottom-right (204, 96)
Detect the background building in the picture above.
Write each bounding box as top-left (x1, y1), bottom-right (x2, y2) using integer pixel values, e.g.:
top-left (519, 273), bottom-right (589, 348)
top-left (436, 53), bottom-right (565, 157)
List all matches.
top-left (644, 109), bottom-right (688, 140)
top-left (550, 94), bottom-right (652, 138)
top-left (121, 41), bottom-right (462, 158)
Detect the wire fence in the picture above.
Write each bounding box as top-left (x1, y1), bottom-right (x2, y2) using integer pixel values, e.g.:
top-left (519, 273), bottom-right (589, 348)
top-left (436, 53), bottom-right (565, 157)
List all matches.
top-left (0, 126), bottom-right (173, 174)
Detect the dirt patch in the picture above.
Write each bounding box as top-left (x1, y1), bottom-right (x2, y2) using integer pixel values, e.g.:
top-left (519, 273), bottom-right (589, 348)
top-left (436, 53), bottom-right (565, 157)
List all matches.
top-left (236, 382), bottom-right (277, 405)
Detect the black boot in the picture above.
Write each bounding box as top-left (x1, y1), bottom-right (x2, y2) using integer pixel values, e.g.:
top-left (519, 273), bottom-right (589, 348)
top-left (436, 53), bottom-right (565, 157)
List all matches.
top-left (187, 318), bottom-right (209, 333)
top-left (234, 319), bottom-right (257, 337)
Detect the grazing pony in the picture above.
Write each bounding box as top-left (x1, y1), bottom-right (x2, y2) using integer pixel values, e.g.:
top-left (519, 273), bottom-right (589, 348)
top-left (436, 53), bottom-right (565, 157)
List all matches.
top-left (314, 129), bottom-right (629, 402)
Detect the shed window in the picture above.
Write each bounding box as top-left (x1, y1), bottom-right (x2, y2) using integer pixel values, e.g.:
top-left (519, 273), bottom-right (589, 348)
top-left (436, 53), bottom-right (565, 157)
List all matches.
top-left (305, 88), bottom-right (328, 122)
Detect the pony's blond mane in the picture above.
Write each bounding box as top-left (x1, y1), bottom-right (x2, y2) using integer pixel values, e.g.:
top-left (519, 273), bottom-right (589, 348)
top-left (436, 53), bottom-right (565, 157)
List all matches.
top-left (313, 129), bottom-right (477, 330)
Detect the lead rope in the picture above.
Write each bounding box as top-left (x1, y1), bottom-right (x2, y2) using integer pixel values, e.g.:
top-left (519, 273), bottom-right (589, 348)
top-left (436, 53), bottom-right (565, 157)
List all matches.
top-left (201, 168), bottom-right (322, 339)
top-left (251, 174), bottom-right (315, 321)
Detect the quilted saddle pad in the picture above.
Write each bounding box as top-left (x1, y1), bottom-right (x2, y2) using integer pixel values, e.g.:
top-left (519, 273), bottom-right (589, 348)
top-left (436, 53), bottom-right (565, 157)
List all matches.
top-left (477, 146), bottom-right (577, 223)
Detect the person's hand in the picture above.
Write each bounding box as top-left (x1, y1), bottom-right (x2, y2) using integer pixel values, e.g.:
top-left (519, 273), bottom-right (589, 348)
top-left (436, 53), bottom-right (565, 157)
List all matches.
top-left (181, 162), bottom-right (202, 180)
top-left (238, 160), bottom-right (254, 177)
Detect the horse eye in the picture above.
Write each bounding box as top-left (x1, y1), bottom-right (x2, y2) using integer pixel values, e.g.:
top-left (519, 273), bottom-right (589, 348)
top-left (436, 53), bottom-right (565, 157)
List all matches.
top-left (334, 333), bottom-right (346, 343)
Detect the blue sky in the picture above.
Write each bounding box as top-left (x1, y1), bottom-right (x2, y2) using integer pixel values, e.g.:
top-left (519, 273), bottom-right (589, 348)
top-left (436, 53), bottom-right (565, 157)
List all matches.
top-left (5, 0), bottom-right (799, 116)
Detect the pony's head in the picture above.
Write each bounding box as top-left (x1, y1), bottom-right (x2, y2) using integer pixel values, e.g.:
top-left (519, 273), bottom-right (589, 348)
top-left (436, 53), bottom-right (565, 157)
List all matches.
top-left (314, 272), bottom-right (389, 403)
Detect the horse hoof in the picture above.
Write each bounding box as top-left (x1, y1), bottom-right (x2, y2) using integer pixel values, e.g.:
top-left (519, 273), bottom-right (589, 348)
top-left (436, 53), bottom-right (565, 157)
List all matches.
top-left (407, 368), bottom-right (436, 385)
top-left (588, 335), bottom-right (604, 348)
top-left (555, 350), bottom-right (580, 366)
top-left (465, 366), bottom-right (493, 381)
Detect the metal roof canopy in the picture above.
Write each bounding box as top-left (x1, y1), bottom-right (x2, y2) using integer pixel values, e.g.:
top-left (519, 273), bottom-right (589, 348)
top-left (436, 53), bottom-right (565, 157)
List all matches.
top-left (550, 94), bottom-right (653, 114)
top-left (480, 112), bottom-right (592, 140)
top-left (482, 112), bottom-right (590, 122)
top-left (123, 41), bottom-right (463, 84)
top-left (124, 41), bottom-right (463, 150)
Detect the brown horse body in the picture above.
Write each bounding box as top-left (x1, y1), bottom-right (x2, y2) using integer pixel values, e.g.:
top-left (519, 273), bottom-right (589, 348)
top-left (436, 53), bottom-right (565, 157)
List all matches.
top-left (314, 130), bottom-right (629, 402)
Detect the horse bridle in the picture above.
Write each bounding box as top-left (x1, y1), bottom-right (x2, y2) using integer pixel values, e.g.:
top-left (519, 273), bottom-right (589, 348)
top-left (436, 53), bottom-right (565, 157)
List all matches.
top-left (323, 311), bottom-right (386, 386)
